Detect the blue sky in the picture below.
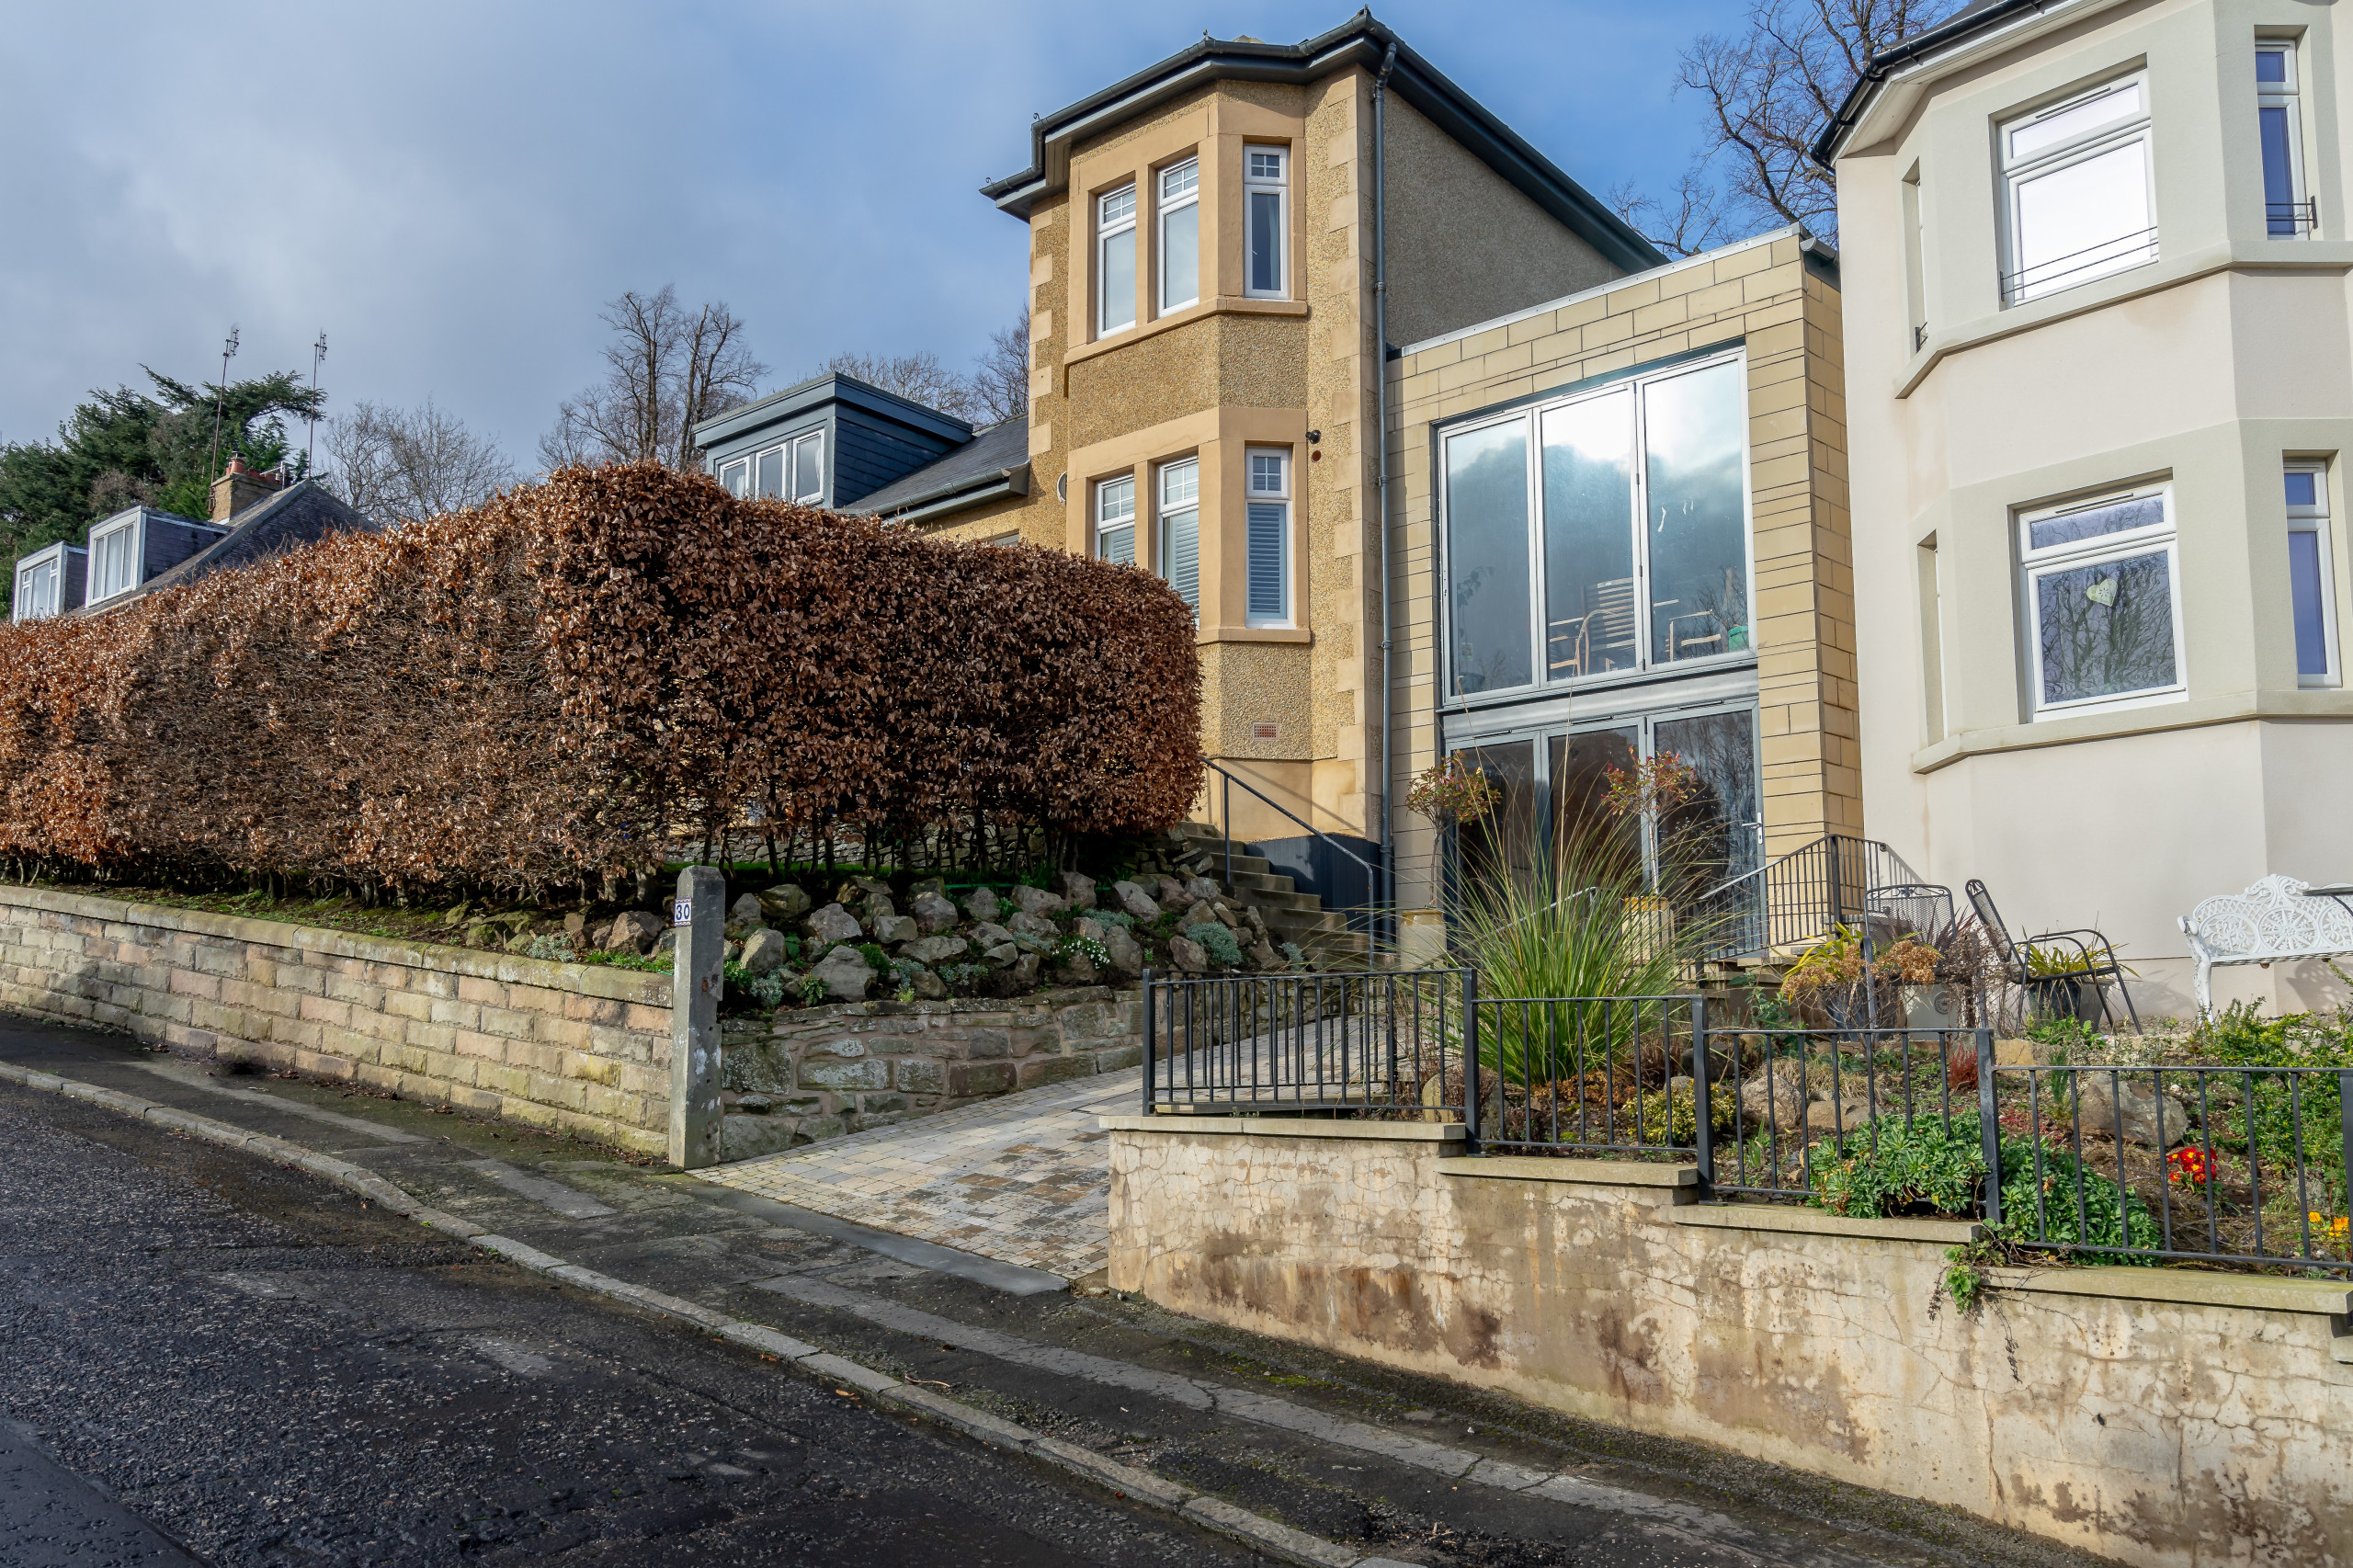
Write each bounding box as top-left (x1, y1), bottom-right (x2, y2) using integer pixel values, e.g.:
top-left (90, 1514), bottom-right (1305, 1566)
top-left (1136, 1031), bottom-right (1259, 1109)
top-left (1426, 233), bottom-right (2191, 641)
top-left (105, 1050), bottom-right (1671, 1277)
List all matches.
top-left (0, 2), bottom-right (1747, 467)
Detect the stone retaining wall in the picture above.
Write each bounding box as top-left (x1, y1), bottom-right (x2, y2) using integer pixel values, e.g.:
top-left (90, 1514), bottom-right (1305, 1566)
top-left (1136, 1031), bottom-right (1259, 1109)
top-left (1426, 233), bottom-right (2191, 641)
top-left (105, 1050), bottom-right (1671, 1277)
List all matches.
top-left (1108, 1120), bottom-right (2353, 1567)
top-left (720, 988), bottom-right (1143, 1158)
top-left (0, 886), bottom-right (675, 1154)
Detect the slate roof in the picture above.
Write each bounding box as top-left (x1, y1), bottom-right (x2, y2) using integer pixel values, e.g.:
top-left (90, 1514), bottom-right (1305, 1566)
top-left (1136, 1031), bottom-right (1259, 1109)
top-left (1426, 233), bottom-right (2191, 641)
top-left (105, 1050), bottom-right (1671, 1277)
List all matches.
top-left (114, 480), bottom-right (379, 606)
top-left (843, 419), bottom-right (1032, 524)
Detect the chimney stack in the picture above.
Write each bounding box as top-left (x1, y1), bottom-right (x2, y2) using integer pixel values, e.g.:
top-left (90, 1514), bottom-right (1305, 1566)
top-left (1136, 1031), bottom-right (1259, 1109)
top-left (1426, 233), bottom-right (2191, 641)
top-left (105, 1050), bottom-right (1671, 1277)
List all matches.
top-left (209, 454), bottom-right (285, 523)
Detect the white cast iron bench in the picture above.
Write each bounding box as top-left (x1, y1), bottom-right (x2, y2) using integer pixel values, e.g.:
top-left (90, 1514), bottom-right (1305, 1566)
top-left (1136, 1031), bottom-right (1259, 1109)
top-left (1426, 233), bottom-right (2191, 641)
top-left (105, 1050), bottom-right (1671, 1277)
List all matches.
top-left (2179, 874), bottom-right (2353, 1017)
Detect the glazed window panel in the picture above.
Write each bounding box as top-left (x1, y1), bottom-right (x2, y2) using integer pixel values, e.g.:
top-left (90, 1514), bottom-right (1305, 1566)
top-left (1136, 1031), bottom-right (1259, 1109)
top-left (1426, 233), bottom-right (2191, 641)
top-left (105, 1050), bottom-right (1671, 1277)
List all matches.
top-left (1444, 419), bottom-right (1534, 695)
top-left (1095, 474), bottom-right (1135, 566)
top-left (1999, 74), bottom-right (2156, 303)
top-left (2257, 44), bottom-right (2309, 235)
top-left (1098, 185), bottom-right (1138, 335)
top-left (1158, 458), bottom-right (1199, 612)
top-left (89, 522), bottom-right (137, 602)
top-left (1541, 389), bottom-right (1638, 678)
top-left (1159, 158), bottom-right (1200, 313)
top-left (2020, 483), bottom-right (2184, 713)
top-left (718, 458), bottom-right (750, 499)
top-left (1245, 146), bottom-right (1287, 298)
top-left (2285, 461), bottom-right (2336, 684)
top-left (1641, 360), bottom-right (1749, 665)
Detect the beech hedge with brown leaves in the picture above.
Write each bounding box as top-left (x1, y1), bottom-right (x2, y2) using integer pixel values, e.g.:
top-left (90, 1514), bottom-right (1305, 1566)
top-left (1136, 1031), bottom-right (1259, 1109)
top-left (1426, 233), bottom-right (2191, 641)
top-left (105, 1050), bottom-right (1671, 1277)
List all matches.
top-left (0, 464), bottom-right (1202, 894)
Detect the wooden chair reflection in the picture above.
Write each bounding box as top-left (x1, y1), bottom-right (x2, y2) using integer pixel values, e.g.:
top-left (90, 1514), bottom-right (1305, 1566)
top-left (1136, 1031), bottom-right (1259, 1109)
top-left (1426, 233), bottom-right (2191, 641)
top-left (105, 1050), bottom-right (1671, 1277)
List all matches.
top-left (1546, 577), bottom-right (1637, 677)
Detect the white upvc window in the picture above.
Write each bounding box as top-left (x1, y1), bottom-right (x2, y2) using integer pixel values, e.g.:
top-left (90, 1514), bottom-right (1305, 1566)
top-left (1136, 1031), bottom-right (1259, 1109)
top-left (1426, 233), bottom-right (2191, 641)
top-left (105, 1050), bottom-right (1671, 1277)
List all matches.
top-left (2019, 482), bottom-right (2185, 716)
top-left (2257, 41), bottom-right (2311, 236)
top-left (1998, 73), bottom-right (2156, 304)
top-left (790, 429), bottom-right (824, 503)
top-left (1245, 448), bottom-right (1291, 626)
top-left (2285, 461), bottom-right (2337, 685)
top-left (1157, 457), bottom-right (1200, 614)
top-left (749, 431), bottom-right (824, 504)
top-left (13, 557), bottom-right (59, 621)
top-left (1098, 185), bottom-right (1138, 335)
top-left (88, 517), bottom-right (140, 604)
top-left (1094, 474), bottom-right (1135, 565)
top-left (1244, 145), bottom-right (1288, 299)
top-left (1157, 158), bottom-right (1200, 314)
top-left (719, 457), bottom-right (750, 498)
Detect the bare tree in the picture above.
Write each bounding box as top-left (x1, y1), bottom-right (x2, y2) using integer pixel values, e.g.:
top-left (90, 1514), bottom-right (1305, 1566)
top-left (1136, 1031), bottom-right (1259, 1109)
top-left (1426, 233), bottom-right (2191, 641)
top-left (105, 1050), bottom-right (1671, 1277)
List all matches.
top-left (818, 311), bottom-right (1032, 427)
top-left (324, 399), bottom-right (517, 526)
top-left (539, 285), bottom-right (767, 474)
top-left (1615, 0), bottom-right (1961, 256)
top-left (964, 310), bottom-right (1030, 426)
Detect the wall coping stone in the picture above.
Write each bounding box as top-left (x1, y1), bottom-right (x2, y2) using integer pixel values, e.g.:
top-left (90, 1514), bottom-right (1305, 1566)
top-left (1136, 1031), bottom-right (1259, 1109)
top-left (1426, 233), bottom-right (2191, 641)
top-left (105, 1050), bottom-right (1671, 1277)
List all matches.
top-left (1099, 1114), bottom-right (1466, 1142)
top-left (1987, 1264), bottom-right (2353, 1316)
top-left (1438, 1156), bottom-right (1699, 1187)
top-left (0, 884), bottom-right (667, 1006)
top-left (1671, 1203), bottom-right (1987, 1245)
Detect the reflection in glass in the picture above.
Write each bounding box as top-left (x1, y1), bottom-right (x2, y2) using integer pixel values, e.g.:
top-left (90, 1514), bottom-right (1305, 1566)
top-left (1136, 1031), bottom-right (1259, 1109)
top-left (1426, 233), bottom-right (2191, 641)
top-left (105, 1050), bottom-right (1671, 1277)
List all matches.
top-left (1455, 742), bottom-right (1537, 892)
top-left (1548, 728), bottom-right (1639, 878)
top-left (2035, 549), bottom-right (2177, 705)
top-left (755, 446), bottom-right (784, 499)
top-left (2027, 493), bottom-right (2162, 552)
top-left (1654, 710), bottom-right (1761, 890)
top-left (1447, 422), bottom-right (1532, 693)
top-left (2290, 530), bottom-right (2329, 676)
top-left (1643, 363), bottom-right (1748, 665)
top-left (1541, 392), bottom-right (1636, 679)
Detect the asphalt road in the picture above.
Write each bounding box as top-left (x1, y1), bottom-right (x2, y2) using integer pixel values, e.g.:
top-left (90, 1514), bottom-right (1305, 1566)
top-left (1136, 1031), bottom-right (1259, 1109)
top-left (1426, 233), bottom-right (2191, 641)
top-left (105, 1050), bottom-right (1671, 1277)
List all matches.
top-left (0, 1082), bottom-right (1259, 1568)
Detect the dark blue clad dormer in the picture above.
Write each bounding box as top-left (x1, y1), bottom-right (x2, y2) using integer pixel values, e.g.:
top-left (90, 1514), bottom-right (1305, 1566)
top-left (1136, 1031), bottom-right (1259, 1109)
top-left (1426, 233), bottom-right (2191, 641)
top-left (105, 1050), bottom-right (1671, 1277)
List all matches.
top-left (691, 373), bottom-right (978, 510)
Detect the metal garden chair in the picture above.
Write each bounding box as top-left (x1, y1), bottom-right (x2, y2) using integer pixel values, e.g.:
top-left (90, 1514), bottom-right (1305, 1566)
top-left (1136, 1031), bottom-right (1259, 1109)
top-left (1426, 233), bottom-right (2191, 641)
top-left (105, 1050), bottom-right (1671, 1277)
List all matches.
top-left (1963, 878), bottom-right (2142, 1032)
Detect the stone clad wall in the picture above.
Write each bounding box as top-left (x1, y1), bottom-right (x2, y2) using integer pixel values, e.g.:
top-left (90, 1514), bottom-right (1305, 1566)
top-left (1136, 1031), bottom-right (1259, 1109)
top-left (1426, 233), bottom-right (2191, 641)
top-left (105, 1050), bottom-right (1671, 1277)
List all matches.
top-left (0, 886), bottom-right (675, 1154)
top-left (1108, 1122), bottom-right (2353, 1568)
top-left (720, 987), bottom-right (1143, 1159)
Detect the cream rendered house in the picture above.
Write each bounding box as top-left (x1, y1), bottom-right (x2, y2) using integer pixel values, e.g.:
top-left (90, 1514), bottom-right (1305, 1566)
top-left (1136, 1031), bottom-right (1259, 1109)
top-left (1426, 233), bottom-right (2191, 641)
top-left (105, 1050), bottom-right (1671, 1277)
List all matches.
top-left (1824, 0), bottom-right (2353, 1013)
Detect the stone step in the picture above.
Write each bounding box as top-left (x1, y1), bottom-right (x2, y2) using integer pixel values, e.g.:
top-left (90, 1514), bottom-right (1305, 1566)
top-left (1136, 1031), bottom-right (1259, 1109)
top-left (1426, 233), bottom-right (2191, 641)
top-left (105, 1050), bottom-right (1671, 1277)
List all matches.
top-left (1224, 869), bottom-right (1297, 896)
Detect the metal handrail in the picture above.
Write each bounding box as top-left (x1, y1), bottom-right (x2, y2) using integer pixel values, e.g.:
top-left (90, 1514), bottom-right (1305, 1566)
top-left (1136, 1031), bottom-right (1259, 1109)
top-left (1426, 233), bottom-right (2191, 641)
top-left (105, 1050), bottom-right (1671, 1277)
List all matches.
top-left (1200, 757), bottom-right (1382, 907)
top-left (2000, 225), bottom-right (2157, 301)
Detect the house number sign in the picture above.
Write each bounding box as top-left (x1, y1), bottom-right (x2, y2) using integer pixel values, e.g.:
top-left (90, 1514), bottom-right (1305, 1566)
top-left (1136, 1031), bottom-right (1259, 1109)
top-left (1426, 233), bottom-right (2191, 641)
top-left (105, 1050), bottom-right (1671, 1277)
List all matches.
top-left (672, 898), bottom-right (693, 926)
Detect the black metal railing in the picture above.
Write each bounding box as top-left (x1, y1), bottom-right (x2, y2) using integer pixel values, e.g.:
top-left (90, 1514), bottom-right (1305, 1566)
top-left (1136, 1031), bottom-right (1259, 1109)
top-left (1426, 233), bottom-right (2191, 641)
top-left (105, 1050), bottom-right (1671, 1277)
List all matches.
top-left (1143, 968), bottom-right (1473, 1119)
top-left (2000, 225), bottom-right (2158, 303)
top-left (2268, 196), bottom-right (2319, 237)
top-left (1144, 979), bottom-right (2353, 1276)
top-left (1197, 758), bottom-right (1386, 932)
top-left (1692, 834), bottom-right (1928, 960)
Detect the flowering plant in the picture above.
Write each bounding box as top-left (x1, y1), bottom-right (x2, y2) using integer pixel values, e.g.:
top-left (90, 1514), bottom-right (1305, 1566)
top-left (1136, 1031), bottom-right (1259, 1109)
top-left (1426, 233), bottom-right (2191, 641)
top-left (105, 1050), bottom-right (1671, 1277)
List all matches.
top-left (2167, 1147), bottom-right (2211, 1187)
top-left (1404, 755), bottom-right (1501, 825)
top-left (1599, 752), bottom-right (1702, 821)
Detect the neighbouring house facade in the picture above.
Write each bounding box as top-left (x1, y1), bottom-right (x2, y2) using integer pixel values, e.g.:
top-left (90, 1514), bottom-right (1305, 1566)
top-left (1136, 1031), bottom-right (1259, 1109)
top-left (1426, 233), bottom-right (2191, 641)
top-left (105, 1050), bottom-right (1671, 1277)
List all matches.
top-left (1825, 0), bottom-right (2353, 1013)
top-left (8, 458), bottom-right (373, 623)
top-left (1385, 228), bottom-right (1857, 927)
top-left (719, 14), bottom-right (1668, 916)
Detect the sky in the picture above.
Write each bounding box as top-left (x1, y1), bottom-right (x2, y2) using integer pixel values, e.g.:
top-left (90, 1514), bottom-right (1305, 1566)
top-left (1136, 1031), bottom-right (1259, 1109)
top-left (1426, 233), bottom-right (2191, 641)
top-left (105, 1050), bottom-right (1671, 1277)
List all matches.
top-left (0, 1), bottom-right (1748, 471)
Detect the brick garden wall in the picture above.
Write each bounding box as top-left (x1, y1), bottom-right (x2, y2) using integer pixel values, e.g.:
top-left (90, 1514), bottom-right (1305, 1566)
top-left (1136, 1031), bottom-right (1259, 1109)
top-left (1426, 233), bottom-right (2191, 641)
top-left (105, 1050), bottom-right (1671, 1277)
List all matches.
top-left (719, 988), bottom-right (1144, 1159)
top-left (0, 886), bottom-right (675, 1154)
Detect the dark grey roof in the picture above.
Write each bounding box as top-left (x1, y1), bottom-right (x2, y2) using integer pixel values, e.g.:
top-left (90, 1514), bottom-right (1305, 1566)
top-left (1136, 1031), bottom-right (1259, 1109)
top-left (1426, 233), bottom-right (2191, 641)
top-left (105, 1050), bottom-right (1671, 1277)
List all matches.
top-left (119, 480), bottom-right (378, 604)
top-left (1813, 0), bottom-right (2072, 165)
top-left (980, 10), bottom-right (1663, 275)
top-left (843, 419), bottom-right (1032, 524)
top-left (692, 371), bottom-right (972, 450)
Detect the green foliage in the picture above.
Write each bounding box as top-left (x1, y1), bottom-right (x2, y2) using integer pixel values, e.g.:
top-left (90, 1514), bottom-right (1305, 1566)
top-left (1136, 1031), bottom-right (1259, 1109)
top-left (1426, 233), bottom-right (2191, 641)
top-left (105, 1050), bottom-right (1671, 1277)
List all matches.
top-left (746, 970), bottom-right (787, 1008)
top-left (1, 369), bottom-right (324, 610)
top-left (1943, 1240), bottom-right (1999, 1314)
top-left (1057, 933), bottom-right (1112, 968)
top-left (2024, 1014), bottom-right (2100, 1056)
top-left (1185, 920), bottom-right (1245, 968)
top-left (854, 942), bottom-right (889, 972)
top-left (1810, 1113), bottom-right (2162, 1265)
top-left (522, 934), bottom-right (577, 962)
top-left (578, 949), bottom-right (667, 972)
top-left (1091, 909), bottom-right (1135, 928)
top-left (1279, 940), bottom-right (1305, 966)
top-left (799, 973), bottom-right (826, 1006)
top-left (1630, 1080), bottom-right (1740, 1147)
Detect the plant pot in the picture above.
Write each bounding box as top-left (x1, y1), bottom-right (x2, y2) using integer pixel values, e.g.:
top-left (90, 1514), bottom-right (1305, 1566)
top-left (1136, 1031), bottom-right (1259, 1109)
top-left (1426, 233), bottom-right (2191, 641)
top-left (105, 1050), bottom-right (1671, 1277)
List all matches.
top-left (1904, 983), bottom-right (1963, 1030)
top-left (2026, 975), bottom-right (2094, 1024)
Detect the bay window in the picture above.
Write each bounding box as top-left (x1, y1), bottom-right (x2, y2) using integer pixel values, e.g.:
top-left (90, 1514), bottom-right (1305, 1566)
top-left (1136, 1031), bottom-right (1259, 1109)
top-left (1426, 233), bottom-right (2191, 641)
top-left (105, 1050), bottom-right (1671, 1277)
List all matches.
top-left (2257, 42), bottom-right (2312, 236)
top-left (1999, 73), bottom-right (2156, 303)
top-left (1245, 146), bottom-right (1287, 299)
top-left (1245, 448), bottom-right (1290, 625)
top-left (1442, 352), bottom-right (1752, 699)
top-left (2285, 461), bottom-right (2336, 684)
top-left (2019, 482), bottom-right (2184, 714)
top-left (1098, 185), bottom-right (1138, 335)
top-left (1094, 474), bottom-right (1135, 565)
top-left (1158, 158), bottom-right (1199, 313)
top-left (1157, 458), bottom-right (1199, 612)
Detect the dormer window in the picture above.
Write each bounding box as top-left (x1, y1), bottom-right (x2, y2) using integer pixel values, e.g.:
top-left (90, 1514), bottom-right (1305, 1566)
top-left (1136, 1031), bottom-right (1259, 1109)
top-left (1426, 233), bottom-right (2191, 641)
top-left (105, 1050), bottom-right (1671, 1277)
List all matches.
top-left (88, 517), bottom-right (139, 604)
top-left (750, 430), bottom-right (825, 504)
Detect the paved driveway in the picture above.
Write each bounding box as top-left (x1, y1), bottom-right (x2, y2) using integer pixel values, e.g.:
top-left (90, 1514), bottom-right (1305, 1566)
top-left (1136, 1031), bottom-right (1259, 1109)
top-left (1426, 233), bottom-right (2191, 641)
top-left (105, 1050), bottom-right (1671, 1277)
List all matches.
top-left (701, 1070), bottom-right (1140, 1280)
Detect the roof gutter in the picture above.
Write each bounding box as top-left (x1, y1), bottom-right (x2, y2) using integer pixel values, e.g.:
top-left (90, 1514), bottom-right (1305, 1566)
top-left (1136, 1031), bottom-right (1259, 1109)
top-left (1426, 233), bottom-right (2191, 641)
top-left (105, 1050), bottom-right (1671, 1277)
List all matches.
top-left (1812, 0), bottom-right (2063, 167)
top-left (855, 465), bottom-right (1033, 528)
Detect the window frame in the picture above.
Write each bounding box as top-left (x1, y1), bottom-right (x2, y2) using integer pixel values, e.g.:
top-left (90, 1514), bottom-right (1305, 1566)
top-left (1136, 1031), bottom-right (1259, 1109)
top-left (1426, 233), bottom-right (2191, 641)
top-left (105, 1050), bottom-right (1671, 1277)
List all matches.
top-left (1097, 184), bottom-right (1139, 337)
top-left (790, 429), bottom-right (824, 504)
top-left (1093, 473), bottom-right (1136, 566)
top-left (1245, 446), bottom-right (1292, 628)
top-left (1243, 145), bottom-right (1289, 301)
top-left (1157, 157), bottom-right (1200, 315)
top-left (1156, 456), bottom-right (1201, 615)
top-left (718, 457), bottom-right (750, 498)
top-left (2285, 459), bottom-right (2337, 687)
top-left (2017, 480), bottom-right (2188, 718)
top-left (86, 516), bottom-right (141, 605)
top-left (1997, 71), bottom-right (2158, 306)
top-left (14, 557), bottom-right (57, 621)
top-left (2256, 40), bottom-right (2311, 237)
top-left (1435, 347), bottom-right (1756, 706)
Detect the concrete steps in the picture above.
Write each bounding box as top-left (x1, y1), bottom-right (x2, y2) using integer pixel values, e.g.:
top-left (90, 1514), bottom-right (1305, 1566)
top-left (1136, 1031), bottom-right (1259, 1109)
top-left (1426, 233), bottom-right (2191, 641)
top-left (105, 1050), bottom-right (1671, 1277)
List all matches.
top-left (1169, 824), bottom-right (1372, 964)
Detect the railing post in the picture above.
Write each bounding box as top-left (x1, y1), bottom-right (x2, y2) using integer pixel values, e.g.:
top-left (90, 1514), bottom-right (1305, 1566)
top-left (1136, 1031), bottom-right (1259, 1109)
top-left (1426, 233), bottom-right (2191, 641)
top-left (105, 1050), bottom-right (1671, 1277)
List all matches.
top-left (1461, 968), bottom-right (1481, 1151)
top-left (1141, 968), bottom-right (1157, 1116)
top-left (1977, 1028), bottom-right (2002, 1228)
top-left (2338, 1070), bottom-right (2353, 1226)
top-left (1223, 774), bottom-right (1233, 891)
top-left (1690, 994), bottom-right (1713, 1192)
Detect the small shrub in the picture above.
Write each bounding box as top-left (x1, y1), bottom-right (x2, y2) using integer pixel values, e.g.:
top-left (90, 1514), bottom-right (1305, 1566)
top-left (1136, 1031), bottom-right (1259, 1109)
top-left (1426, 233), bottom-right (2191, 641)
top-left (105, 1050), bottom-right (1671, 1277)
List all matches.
top-left (1057, 934), bottom-right (1112, 968)
top-left (1279, 940), bottom-right (1304, 966)
top-left (1629, 1081), bottom-right (1739, 1147)
top-left (746, 971), bottom-right (787, 1008)
top-left (1091, 910), bottom-right (1135, 928)
top-left (854, 942), bottom-right (889, 972)
top-left (523, 934), bottom-right (578, 962)
top-left (1187, 921), bottom-right (1245, 968)
top-left (798, 973), bottom-right (825, 1006)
